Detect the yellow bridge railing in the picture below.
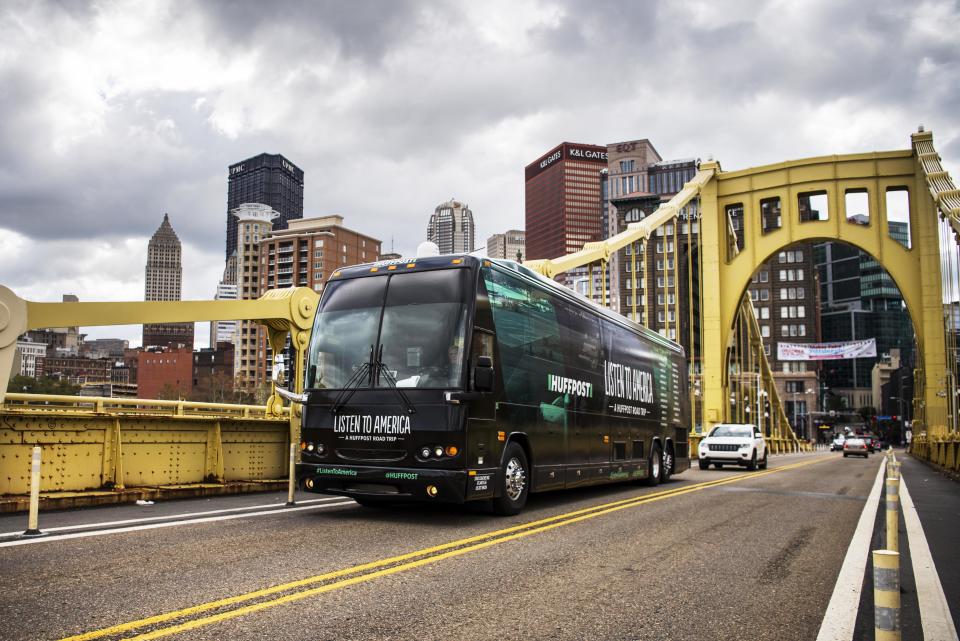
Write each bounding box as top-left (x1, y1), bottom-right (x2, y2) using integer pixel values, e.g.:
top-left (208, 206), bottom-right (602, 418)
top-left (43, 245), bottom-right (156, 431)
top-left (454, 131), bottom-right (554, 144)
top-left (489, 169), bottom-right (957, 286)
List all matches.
top-left (1, 393), bottom-right (290, 504)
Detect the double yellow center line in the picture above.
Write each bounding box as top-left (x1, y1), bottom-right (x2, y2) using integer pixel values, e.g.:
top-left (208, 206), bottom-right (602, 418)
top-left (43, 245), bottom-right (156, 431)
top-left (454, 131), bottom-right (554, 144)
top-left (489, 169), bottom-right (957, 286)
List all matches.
top-left (61, 456), bottom-right (829, 641)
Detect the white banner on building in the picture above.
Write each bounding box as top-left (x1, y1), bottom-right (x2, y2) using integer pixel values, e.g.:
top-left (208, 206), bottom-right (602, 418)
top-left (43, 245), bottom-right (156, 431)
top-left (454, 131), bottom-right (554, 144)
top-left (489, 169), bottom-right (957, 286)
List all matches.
top-left (777, 338), bottom-right (877, 361)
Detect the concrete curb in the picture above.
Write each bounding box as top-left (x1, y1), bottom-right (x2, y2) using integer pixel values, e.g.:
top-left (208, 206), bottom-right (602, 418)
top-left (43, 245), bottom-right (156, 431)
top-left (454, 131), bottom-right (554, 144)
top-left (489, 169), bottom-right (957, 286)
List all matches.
top-left (0, 480), bottom-right (288, 513)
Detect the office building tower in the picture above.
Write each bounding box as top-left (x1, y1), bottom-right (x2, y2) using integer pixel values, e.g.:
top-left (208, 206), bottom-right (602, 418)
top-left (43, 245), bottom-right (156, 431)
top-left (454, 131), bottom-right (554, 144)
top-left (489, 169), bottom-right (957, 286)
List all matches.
top-left (604, 139), bottom-right (663, 240)
top-left (256, 215), bottom-right (382, 384)
top-left (225, 153), bottom-right (304, 259)
top-left (486, 230), bottom-right (526, 261)
top-left (230, 204), bottom-right (279, 389)
top-left (525, 142), bottom-right (607, 261)
top-left (427, 200), bottom-right (475, 254)
top-left (814, 221), bottom-right (913, 410)
top-left (143, 214), bottom-right (193, 349)
top-left (525, 142), bottom-right (607, 299)
top-left (209, 281), bottom-right (239, 348)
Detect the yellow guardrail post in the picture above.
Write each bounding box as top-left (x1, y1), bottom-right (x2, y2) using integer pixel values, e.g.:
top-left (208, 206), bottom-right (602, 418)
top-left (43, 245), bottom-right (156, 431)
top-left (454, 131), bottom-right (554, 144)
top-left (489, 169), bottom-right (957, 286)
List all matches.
top-left (873, 550), bottom-right (901, 641)
top-left (286, 442), bottom-right (297, 506)
top-left (22, 446), bottom-right (44, 537)
top-left (885, 474), bottom-right (900, 553)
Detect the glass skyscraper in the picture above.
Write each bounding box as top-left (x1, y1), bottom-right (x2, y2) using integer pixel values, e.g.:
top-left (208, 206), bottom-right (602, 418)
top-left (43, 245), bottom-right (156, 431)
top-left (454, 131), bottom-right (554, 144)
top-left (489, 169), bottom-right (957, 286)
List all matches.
top-left (225, 153), bottom-right (304, 259)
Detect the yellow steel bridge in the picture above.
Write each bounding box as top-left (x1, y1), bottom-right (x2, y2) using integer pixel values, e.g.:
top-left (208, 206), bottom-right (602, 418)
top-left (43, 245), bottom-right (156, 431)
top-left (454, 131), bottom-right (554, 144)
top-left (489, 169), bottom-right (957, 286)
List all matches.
top-left (2, 129), bottom-right (958, 508)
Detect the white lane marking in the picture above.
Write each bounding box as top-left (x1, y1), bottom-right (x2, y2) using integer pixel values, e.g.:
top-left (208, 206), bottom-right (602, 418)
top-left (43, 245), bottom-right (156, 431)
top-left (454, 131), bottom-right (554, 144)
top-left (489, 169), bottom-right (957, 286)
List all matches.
top-left (900, 477), bottom-right (960, 641)
top-left (0, 500), bottom-right (357, 547)
top-left (815, 459), bottom-right (886, 641)
top-left (0, 497), bottom-right (341, 539)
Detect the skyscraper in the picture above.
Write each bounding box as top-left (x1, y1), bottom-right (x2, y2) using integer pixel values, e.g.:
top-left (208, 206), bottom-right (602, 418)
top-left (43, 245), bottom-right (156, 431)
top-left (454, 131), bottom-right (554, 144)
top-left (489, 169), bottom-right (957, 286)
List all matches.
top-left (427, 199), bottom-right (475, 253)
top-left (230, 204), bottom-right (279, 389)
top-left (143, 214), bottom-right (193, 349)
top-left (486, 230), bottom-right (525, 261)
top-left (525, 142), bottom-right (607, 261)
top-left (815, 221), bottom-right (913, 410)
top-left (225, 153), bottom-right (304, 259)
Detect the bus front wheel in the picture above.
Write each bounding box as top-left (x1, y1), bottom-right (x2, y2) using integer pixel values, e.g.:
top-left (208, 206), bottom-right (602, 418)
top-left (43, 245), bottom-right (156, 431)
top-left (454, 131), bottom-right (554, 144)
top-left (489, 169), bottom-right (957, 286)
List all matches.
top-left (645, 444), bottom-right (662, 487)
top-left (493, 442), bottom-right (529, 516)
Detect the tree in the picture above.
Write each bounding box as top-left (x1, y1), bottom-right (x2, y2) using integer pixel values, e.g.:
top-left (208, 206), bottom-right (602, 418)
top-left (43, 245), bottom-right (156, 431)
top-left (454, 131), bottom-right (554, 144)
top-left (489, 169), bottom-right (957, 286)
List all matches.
top-left (7, 375), bottom-right (81, 395)
top-left (155, 383), bottom-right (184, 401)
top-left (190, 372), bottom-right (244, 404)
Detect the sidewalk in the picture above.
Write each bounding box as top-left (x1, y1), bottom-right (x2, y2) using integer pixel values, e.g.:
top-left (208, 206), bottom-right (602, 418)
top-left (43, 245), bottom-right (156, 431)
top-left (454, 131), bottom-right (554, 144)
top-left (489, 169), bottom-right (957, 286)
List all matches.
top-left (900, 452), bottom-right (960, 627)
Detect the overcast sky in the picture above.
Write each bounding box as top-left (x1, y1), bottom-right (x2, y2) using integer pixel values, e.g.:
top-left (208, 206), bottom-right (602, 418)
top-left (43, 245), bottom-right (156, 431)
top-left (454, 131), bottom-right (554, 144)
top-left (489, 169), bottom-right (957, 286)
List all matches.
top-left (1, 0), bottom-right (958, 347)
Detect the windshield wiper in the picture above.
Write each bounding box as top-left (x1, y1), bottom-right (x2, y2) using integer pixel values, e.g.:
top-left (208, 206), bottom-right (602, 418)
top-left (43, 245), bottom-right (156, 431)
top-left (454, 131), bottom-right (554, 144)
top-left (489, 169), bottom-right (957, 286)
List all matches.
top-left (373, 344), bottom-right (417, 415)
top-left (330, 345), bottom-right (375, 414)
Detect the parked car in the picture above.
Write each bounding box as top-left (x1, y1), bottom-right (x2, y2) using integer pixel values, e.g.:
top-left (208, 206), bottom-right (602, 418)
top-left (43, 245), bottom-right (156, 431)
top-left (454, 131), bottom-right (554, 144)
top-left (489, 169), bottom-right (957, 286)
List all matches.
top-left (831, 435), bottom-right (846, 451)
top-left (843, 437), bottom-right (869, 458)
top-left (697, 423), bottom-right (768, 471)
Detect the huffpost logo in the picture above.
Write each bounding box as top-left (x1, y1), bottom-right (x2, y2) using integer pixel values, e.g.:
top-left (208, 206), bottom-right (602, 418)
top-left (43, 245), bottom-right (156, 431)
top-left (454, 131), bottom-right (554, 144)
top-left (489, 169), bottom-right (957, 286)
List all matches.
top-left (547, 374), bottom-right (593, 398)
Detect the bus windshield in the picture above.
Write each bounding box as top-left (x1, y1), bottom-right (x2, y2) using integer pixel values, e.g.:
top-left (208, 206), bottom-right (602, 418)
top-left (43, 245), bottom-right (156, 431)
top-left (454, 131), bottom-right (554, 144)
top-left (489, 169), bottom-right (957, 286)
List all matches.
top-left (307, 269), bottom-right (468, 390)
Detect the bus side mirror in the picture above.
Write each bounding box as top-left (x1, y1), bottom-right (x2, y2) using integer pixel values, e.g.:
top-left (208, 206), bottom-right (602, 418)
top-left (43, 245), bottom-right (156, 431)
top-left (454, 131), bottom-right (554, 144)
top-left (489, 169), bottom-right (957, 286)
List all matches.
top-left (271, 353), bottom-right (307, 404)
top-left (474, 356), bottom-right (494, 392)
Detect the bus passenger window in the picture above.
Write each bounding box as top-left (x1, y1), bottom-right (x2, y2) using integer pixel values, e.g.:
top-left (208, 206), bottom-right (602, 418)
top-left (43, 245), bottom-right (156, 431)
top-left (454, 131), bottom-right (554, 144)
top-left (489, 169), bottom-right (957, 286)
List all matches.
top-left (483, 268), bottom-right (562, 404)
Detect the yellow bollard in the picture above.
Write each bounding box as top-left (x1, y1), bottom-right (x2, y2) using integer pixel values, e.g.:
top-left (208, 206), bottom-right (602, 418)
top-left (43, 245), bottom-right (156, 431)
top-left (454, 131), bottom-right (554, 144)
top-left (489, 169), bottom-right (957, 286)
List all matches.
top-left (22, 446), bottom-right (44, 538)
top-left (873, 550), bottom-right (901, 640)
top-left (286, 442), bottom-right (297, 507)
top-left (885, 477), bottom-right (900, 552)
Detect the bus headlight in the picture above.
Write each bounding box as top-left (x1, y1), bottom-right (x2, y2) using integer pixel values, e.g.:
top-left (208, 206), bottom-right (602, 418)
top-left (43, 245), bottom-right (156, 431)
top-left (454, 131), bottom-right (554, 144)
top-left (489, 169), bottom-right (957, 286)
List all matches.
top-left (420, 446), bottom-right (432, 459)
top-left (434, 446), bottom-right (444, 458)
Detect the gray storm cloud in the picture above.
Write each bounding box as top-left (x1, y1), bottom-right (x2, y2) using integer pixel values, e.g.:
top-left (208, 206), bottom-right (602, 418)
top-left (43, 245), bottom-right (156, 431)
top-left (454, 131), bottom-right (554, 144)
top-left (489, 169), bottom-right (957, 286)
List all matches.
top-left (0, 0), bottom-right (957, 346)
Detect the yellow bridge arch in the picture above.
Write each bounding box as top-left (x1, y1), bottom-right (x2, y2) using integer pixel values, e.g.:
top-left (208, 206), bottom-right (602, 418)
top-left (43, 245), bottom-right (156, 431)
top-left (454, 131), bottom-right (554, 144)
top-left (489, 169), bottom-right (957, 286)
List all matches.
top-left (698, 130), bottom-right (949, 435)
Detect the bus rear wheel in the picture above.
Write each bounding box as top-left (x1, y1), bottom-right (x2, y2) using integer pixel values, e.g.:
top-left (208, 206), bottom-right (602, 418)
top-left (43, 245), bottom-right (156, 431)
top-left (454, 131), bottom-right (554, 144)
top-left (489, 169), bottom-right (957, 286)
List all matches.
top-left (661, 444), bottom-right (674, 482)
top-left (645, 444), bottom-right (662, 486)
top-left (493, 442), bottom-right (529, 516)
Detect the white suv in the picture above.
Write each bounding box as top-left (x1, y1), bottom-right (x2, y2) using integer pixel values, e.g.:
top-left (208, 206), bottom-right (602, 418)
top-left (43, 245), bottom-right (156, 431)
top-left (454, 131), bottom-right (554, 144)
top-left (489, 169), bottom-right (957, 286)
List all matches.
top-left (698, 423), bottom-right (768, 471)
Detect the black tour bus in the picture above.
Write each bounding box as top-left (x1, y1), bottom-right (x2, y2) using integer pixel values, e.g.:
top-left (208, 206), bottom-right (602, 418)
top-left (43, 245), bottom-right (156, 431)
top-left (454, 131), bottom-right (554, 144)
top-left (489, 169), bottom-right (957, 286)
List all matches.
top-left (293, 255), bottom-right (690, 514)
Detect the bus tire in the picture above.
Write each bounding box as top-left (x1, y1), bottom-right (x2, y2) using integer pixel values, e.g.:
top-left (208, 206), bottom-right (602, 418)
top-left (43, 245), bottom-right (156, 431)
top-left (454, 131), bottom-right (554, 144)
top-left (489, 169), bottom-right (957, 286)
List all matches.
top-left (493, 442), bottom-right (529, 516)
top-left (661, 443), bottom-right (674, 482)
top-left (645, 444), bottom-right (662, 486)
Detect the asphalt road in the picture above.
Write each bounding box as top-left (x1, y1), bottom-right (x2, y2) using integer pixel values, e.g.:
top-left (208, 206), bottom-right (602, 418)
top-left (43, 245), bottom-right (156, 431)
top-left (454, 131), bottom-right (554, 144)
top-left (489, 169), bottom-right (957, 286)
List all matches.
top-left (0, 452), bottom-right (886, 641)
